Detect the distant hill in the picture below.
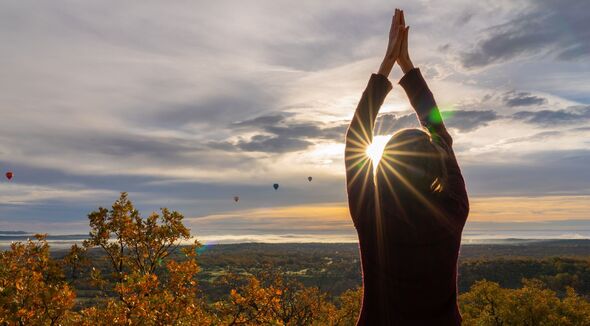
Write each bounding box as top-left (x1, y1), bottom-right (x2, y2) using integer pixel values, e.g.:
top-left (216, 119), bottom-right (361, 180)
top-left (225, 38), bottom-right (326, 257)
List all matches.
top-left (0, 230), bottom-right (29, 235)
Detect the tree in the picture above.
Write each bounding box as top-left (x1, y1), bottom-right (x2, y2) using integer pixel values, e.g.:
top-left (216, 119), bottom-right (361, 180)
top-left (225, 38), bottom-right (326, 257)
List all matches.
top-left (213, 271), bottom-right (335, 325)
top-left (459, 279), bottom-right (590, 326)
top-left (332, 287), bottom-right (362, 326)
top-left (0, 234), bottom-right (76, 325)
top-left (78, 192), bottom-right (210, 325)
top-left (460, 280), bottom-right (509, 326)
top-left (213, 273), bottom-right (282, 325)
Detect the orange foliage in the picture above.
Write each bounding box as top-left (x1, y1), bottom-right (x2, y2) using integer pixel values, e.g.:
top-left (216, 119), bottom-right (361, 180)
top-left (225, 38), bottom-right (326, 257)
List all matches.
top-left (0, 235), bottom-right (76, 325)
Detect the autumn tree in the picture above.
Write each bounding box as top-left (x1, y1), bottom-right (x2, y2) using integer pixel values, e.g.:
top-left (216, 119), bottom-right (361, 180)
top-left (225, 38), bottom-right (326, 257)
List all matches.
top-left (331, 287), bottom-right (362, 326)
top-left (459, 279), bottom-right (590, 326)
top-left (213, 271), bottom-right (336, 325)
top-left (213, 273), bottom-right (282, 325)
top-left (78, 192), bottom-right (210, 325)
top-left (270, 275), bottom-right (334, 325)
top-left (0, 234), bottom-right (76, 325)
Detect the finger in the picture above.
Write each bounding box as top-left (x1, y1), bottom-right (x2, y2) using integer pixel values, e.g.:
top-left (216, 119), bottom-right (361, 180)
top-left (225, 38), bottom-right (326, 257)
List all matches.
top-left (402, 26), bottom-right (409, 53)
top-left (393, 25), bottom-right (404, 50)
top-left (400, 10), bottom-right (405, 26)
top-left (387, 26), bottom-right (403, 58)
top-left (391, 10), bottom-right (398, 33)
top-left (398, 25), bottom-right (405, 44)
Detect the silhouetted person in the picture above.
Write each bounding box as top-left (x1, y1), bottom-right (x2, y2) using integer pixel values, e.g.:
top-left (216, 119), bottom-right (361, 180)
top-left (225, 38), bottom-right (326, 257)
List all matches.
top-left (345, 9), bottom-right (469, 325)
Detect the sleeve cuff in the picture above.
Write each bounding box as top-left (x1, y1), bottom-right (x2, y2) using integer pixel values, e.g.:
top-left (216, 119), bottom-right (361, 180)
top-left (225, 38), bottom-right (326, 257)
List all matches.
top-left (398, 68), bottom-right (426, 99)
top-left (370, 73), bottom-right (393, 93)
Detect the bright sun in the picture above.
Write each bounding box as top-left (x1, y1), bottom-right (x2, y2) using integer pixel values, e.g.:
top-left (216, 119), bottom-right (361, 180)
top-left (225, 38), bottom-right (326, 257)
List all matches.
top-left (366, 135), bottom-right (390, 163)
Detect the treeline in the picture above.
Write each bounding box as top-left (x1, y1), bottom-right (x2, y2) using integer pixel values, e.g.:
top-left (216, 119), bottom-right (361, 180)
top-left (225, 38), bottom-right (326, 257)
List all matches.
top-left (1, 193), bottom-right (589, 325)
top-left (191, 243), bottom-right (590, 299)
top-left (460, 257), bottom-right (590, 296)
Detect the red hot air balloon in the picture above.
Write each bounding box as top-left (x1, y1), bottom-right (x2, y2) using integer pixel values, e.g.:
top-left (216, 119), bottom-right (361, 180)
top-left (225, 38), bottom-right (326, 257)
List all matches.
top-left (5, 171), bottom-right (13, 181)
top-left (308, 176), bottom-right (312, 182)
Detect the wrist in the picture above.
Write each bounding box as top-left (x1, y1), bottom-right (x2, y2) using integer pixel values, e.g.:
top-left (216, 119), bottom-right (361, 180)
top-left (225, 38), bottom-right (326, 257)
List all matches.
top-left (378, 59), bottom-right (395, 77)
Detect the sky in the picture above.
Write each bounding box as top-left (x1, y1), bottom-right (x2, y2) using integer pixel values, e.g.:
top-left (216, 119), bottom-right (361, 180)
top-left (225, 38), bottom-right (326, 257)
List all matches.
top-left (1, 0), bottom-right (589, 242)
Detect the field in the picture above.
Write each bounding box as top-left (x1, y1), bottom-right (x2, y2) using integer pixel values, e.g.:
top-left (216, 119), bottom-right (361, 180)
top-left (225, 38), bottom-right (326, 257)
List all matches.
top-left (53, 239), bottom-right (590, 305)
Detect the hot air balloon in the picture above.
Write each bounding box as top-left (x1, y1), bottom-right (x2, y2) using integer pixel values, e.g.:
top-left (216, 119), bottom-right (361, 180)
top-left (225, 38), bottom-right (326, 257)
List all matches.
top-left (273, 183), bottom-right (279, 190)
top-left (308, 176), bottom-right (312, 182)
top-left (233, 196), bottom-right (239, 203)
top-left (5, 171), bottom-right (13, 181)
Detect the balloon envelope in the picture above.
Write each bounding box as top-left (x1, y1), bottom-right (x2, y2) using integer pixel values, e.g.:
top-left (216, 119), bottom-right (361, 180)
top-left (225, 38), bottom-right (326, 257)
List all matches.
top-left (5, 172), bottom-right (13, 181)
top-left (308, 176), bottom-right (312, 182)
top-left (273, 183), bottom-right (279, 190)
top-left (233, 196), bottom-right (239, 203)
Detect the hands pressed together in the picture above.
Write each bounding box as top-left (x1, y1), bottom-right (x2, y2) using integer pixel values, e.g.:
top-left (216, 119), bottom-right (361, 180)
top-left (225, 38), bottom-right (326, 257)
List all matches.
top-left (378, 8), bottom-right (414, 78)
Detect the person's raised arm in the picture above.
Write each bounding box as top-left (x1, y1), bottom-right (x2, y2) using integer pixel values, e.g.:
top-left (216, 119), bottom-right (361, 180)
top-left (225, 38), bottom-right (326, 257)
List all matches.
top-left (396, 20), bottom-right (468, 219)
top-left (397, 23), bottom-right (453, 147)
top-left (345, 9), bottom-right (404, 227)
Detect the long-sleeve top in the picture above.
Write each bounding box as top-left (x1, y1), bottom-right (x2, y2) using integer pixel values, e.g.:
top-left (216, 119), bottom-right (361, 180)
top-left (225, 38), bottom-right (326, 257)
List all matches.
top-left (345, 68), bottom-right (469, 325)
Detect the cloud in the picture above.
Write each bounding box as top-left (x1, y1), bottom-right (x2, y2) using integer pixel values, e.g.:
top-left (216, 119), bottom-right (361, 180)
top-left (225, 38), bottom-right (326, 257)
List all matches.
top-left (236, 135), bottom-right (313, 153)
top-left (232, 114), bottom-right (291, 128)
top-left (445, 110), bottom-right (499, 132)
top-left (375, 110), bottom-right (499, 134)
top-left (499, 131), bottom-right (562, 145)
top-left (144, 79), bottom-right (282, 129)
top-left (375, 113), bottom-right (420, 135)
top-left (189, 203), bottom-right (352, 233)
top-left (502, 91), bottom-right (547, 107)
top-left (512, 105), bottom-right (590, 126)
top-left (460, 0), bottom-right (590, 68)
top-left (211, 114), bottom-right (349, 153)
top-left (463, 150), bottom-right (590, 196)
top-left (468, 195), bottom-right (590, 222)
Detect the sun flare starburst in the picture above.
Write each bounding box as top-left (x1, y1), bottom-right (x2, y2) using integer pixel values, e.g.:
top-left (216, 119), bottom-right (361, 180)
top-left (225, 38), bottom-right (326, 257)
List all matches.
top-left (365, 135), bottom-right (391, 163)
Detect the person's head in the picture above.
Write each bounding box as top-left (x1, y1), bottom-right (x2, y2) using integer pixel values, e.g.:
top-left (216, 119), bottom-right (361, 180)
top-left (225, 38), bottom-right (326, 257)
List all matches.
top-left (375, 128), bottom-right (448, 215)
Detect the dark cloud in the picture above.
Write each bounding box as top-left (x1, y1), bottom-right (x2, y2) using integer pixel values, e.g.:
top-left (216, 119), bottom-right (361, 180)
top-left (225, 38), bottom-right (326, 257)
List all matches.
top-left (265, 123), bottom-right (323, 139)
top-left (438, 43), bottom-right (451, 52)
top-left (503, 91), bottom-right (547, 107)
top-left (232, 114), bottom-right (290, 127)
top-left (445, 110), bottom-right (499, 132)
top-left (512, 106), bottom-right (590, 126)
top-left (215, 114), bottom-right (349, 153)
top-left (460, 0), bottom-right (590, 68)
top-left (320, 123), bottom-right (348, 142)
top-left (236, 134), bottom-right (313, 153)
top-left (454, 10), bottom-right (475, 27)
top-left (374, 110), bottom-right (499, 134)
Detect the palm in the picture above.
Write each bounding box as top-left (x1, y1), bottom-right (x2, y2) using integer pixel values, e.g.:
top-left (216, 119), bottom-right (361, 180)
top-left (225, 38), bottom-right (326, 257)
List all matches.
top-left (378, 9), bottom-right (406, 77)
top-left (386, 9), bottom-right (405, 59)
